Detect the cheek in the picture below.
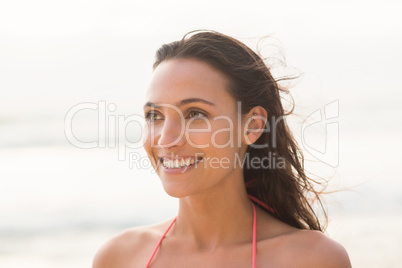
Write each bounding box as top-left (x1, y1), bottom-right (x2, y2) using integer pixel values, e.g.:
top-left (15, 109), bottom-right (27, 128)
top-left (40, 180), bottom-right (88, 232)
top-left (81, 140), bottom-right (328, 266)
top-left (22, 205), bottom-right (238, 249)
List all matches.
top-left (187, 119), bottom-right (230, 144)
top-left (185, 120), bottom-right (213, 148)
top-left (210, 120), bottom-right (239, 148)
top-left (208, 121), bottom-right (242, 168)
top-left (185, 131), bottom-right (211, 148)
top-left (185, 120), bottom-right (241, 150)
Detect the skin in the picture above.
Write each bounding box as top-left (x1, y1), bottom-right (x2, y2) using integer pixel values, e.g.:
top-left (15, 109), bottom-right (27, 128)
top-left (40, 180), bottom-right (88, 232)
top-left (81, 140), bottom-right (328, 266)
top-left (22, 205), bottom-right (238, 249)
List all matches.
top-left (93, 59), bottom-right (351, 268)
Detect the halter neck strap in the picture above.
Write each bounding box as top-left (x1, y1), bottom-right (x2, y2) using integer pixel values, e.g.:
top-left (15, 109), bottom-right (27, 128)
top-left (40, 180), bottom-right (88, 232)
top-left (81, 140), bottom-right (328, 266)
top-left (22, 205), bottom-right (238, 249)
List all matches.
top-left (146, 202), bottom-right (257, 268)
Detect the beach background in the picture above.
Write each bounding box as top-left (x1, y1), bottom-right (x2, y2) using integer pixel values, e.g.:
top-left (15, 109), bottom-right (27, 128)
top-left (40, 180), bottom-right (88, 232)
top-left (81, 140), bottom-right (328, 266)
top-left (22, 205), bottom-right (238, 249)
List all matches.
top-left (1, 1), bottom-right (401, 267)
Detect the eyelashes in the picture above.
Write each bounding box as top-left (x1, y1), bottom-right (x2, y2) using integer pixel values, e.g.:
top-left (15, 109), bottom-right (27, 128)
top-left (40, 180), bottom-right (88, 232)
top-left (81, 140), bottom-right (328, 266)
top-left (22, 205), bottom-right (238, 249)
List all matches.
top-left (187, 110), bottom-right (207, 119)
top-left (144, 111), bottom-right (162, 121)
top-left (144, 109), bottom-right (208, 122)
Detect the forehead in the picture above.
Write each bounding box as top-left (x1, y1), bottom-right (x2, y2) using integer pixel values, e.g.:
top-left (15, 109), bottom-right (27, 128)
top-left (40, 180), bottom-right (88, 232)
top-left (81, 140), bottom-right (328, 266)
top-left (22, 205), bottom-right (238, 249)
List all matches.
top-left (145, 59), bottom-right (234, 107)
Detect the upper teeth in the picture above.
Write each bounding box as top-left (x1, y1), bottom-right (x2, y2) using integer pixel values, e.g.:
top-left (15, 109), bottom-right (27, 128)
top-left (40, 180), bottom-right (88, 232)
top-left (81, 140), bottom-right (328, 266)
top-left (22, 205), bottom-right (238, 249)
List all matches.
top-left (162, 157), bottom-right (201, 169)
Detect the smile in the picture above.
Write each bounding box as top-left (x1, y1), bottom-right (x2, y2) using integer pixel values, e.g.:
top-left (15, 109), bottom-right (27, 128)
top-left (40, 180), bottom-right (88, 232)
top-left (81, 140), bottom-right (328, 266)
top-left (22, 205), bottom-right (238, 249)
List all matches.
top-left (159, 157), bottom-right (203, 169)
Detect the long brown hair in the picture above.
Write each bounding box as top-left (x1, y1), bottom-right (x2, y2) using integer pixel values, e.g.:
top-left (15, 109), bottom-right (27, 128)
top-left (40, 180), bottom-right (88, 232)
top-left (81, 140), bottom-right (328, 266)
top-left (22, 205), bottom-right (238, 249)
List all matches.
top-left (152, 30), bottom-right (328, 231)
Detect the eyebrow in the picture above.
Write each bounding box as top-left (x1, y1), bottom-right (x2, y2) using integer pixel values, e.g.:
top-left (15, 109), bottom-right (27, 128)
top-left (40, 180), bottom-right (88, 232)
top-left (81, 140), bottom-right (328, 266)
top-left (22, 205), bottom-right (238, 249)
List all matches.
top-left (143, 98), bottom-right (216, 109)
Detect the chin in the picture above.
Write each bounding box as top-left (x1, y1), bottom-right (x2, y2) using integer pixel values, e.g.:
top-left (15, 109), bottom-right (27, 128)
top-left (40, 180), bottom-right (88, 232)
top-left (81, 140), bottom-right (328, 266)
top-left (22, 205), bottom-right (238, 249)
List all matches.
top-left (160, 180), bottom-right (197, 199)
top-left (163, 188), bottom-right (191, 199)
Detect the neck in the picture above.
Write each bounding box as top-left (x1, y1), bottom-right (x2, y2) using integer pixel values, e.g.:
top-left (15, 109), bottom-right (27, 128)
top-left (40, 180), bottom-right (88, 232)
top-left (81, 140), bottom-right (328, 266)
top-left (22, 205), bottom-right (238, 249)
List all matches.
top-left (174, 172), bottom-right (254, 251)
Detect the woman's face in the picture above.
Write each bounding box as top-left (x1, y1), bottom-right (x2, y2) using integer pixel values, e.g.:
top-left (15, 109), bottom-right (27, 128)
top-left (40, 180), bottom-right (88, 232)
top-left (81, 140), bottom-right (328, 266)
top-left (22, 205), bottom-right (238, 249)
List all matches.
top-left (143, 58), bottom-right (248, 198)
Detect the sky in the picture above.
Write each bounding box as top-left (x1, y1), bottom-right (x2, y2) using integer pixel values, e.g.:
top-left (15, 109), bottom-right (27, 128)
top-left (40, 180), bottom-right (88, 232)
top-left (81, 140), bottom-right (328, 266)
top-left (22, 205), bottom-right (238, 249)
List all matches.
top-left (1, 0), bottom-right (401, 147)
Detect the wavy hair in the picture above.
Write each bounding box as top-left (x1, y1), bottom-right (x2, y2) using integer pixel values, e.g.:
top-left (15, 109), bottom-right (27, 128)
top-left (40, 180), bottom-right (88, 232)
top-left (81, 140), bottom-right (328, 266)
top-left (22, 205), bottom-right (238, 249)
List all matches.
top-left (152, 30), bottom-right (328, 231)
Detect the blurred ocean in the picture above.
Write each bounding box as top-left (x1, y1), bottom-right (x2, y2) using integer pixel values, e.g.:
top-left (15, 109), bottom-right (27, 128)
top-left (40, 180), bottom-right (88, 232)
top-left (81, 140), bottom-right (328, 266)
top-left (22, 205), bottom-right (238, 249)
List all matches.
top-left (0, 111), bottom-right (401, 267)
top-left (0, 146), bottom-right (179, 268)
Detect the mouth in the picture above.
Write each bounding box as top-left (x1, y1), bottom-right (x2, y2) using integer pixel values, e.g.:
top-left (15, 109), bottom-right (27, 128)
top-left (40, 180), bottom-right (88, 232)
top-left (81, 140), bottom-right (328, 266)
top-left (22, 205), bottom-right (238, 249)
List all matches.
top-left (158, 156), bottom-right (204, 169)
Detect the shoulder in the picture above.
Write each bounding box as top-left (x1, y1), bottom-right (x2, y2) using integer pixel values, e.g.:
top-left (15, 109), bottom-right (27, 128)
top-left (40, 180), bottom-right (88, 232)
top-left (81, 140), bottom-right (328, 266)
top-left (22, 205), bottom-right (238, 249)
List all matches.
top-left (284, 229), bottom-right (351, 268)
top-left (92, 219), bottom-right (174, 268)
top-left (256, 211), bottom-right (351, 267)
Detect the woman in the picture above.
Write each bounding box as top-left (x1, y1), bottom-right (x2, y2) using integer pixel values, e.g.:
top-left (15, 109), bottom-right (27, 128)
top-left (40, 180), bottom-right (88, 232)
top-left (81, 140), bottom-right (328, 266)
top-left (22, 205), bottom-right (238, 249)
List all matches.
top-left (93, 30), bottom-right (351, 267)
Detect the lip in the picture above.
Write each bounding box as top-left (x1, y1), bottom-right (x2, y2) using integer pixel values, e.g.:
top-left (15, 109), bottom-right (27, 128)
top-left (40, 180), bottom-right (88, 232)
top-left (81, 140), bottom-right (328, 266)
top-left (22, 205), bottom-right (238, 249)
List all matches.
top-left (157, 156), bottom-right (204, 174)
top-left (158, 155), bottom-right (203, 161)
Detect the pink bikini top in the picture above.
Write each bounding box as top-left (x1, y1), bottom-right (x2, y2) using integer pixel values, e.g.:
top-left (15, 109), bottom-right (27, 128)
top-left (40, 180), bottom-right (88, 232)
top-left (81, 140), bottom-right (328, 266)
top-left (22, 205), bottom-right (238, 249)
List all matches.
top-left (145, 201), bottom-right (258, 268)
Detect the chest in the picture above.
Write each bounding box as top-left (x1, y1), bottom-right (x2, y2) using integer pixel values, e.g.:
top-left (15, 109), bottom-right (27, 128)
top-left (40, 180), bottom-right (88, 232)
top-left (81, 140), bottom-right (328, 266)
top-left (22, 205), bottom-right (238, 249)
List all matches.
top-left (148, 245), bottom-right (254, 268)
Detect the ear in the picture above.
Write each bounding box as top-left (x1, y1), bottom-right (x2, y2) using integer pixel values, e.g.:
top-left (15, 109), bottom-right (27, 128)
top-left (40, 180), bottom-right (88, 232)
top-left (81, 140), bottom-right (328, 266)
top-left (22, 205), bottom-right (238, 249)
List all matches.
top-left (243, 106), bottom-right (268, 146)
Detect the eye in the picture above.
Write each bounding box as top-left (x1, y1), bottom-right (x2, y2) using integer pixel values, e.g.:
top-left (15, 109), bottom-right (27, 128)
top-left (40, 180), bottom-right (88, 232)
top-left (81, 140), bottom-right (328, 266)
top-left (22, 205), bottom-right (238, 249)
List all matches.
top-left (144, 111), bottom-right (162, 122)
top-left (188, 110), bottom-right (207, 119)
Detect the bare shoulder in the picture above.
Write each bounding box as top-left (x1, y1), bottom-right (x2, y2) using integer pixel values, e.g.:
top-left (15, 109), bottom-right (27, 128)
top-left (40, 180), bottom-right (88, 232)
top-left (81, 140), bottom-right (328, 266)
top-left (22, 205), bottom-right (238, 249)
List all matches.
top-left (92, 219), bottom-right (174, 268)
top-left (279, 229), bottom-right (351, 268)
top-left (256, 211), bottom-right (351, 267)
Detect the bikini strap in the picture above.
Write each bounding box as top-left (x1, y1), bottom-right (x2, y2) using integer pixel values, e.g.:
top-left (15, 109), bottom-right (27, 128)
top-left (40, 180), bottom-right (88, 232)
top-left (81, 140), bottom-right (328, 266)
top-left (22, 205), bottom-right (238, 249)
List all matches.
top-left (145, 217), bottom-right (177, 268)
top-left (146, 202), bottom-right (257, 268)
top-left (248, 194), bottom-right (275, 214)
top-left (251, 201), bottom-right (257, 268)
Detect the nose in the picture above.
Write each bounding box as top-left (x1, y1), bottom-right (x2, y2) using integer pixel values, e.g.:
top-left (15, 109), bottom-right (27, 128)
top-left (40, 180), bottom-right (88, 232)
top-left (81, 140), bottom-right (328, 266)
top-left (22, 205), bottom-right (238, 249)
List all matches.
top-left (156, 117), bottom-right (185, 150)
